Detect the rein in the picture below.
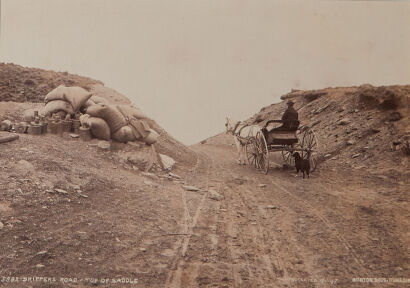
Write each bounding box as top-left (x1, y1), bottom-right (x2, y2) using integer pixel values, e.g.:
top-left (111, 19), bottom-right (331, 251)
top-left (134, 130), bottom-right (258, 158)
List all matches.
top-left (229, 121), bottom-right (252, 146)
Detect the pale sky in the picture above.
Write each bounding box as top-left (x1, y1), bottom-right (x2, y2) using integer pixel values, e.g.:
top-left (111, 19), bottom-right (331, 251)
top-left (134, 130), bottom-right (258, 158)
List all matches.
top-left (1, 0), bottom-right (409, 144)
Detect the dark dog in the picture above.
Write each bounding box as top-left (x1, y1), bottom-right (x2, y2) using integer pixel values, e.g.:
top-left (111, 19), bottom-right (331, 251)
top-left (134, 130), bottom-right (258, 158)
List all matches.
top-left (292, 152), bottom-right (310, 179)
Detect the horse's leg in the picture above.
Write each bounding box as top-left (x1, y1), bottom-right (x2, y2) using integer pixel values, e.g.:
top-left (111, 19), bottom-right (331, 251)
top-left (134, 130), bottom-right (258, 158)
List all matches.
top-left (234, 137), bottom-right (242, 164)
top-left (239, 143), bottom-right (245, 165)
top-left (241, 143), bottom-right (247, 165)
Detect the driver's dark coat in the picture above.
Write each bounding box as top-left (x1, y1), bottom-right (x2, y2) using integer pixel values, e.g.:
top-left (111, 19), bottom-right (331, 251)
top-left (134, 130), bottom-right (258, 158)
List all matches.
top-left (281, 106), bottom-right (298, 129)
top-left (282, 106), bottom-right (298, 121)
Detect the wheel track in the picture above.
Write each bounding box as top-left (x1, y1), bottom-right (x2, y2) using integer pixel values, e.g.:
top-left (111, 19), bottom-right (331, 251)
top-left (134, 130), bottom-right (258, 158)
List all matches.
top-left (242, 147), bottom-right (371, 275)
top-left (269, 179), bottom-right (369, 272)
top-left (214, 161), bottom-right (255, 287)
top-left (221, 166), bottom-right (288, 284)
top-left (165, 151), bottom-right (213, 287)
top-left (206, 146), bottom-right (294, 287)
top-left (204, 144), bottom-right (376, 286)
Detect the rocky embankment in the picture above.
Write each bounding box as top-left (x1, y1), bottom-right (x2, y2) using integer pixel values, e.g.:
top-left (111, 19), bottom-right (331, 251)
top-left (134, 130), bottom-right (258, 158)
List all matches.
top-left (243, 84), bottom-right (409, 180)
top-left (0, 63), bottom-right (196, 165)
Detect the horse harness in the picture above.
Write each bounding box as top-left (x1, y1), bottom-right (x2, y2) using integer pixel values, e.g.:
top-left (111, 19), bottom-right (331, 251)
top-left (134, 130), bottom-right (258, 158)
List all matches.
top-left (232, 122), bottom-right (249, 146)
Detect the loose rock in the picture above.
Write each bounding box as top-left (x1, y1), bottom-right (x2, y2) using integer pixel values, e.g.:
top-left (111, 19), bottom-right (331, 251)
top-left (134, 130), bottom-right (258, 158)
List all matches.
top-left (233, 177), bottom-right (246, 185)
top-left (338, 118), bottom-right (351, 125)
top-left (15, 160), bottom-right (35, 175)
top-left (388, 111), bottom-right (402, 122)
top-left (76, 231), bottom-right (88, 240)
top-left (159, 154), bottom-right (176, 171)
top-left (0, 120), bottom-right (12, 131)
top-left (141, 172), bottom-right (159, 180)
top-left (144, 180), bottom-right (158, 187)
top-left (72, 185), bottom-right (81, 191)
top-left (55, 188), bottom-right (68, 194)
top-left (169, 172), bottom-right (181, 179)
top-left (311, 120), bottom-right (321, 127)
top-left (97, 140), bottom-right (111, 150)
top-left (315, 104), bottom-right (329, 114)
top-left (209, 189), bottom-right (224, 201)
top-left (182, 185), bottom-right (200, 192)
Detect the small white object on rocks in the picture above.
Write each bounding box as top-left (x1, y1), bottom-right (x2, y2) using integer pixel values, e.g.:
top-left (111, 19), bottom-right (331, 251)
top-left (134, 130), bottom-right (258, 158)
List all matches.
top-left (0, 222), bottom-right (3, 229)
top-left (70, 133), bottom-right (79, 138)
top-left (258, 184), bottom-right (267, 188)
top-left (159, 154), bottom-right (176, 171)
top-left (35, 264), bottom-right (45, 268)
top-left (352, 153), bottom-right (361, 158)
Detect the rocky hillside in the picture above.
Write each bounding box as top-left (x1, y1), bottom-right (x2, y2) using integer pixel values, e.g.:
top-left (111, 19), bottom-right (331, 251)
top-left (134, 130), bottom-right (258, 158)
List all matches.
top-left (0, 63), bottom-right (103, 102)
top-left (0, 63), bottom-right (195, 165)
top-left (244, 84), bottom-right (409, 179)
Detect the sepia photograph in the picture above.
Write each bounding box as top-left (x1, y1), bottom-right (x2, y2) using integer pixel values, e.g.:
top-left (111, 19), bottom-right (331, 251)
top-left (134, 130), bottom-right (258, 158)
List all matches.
top-left (0, 0), bottom-right (409, 287)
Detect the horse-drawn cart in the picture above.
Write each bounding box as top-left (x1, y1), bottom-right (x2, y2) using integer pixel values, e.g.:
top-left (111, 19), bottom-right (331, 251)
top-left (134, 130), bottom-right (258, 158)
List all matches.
top-left (245, 120), bottom-right (319, 174)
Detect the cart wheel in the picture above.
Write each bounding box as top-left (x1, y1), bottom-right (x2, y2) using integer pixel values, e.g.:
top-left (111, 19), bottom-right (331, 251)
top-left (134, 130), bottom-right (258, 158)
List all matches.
top-left (245, 139), bottom-right (258, 168)
top-left (281, 143), bottom-right (299, 167)
top-left (301, 128), bottom-right (319, 172)
top-left (256, 131), bottom-right (269, 174)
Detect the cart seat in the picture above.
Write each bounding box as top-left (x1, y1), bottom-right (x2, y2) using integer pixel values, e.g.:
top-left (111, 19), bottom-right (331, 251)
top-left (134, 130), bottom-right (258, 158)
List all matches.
top-left (267, 131), bottom-right (299, 145)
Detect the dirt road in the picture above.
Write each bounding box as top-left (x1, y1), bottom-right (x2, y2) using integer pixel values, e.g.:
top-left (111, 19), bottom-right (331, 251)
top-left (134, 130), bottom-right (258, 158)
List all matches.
top-left (164, 142), bottom-right (409, 288)
top-left (0, 134), bottom-right (408, 288)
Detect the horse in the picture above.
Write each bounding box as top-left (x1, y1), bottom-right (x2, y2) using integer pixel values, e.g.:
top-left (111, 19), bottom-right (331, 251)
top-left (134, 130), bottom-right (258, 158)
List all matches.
top-left (225, 117), bottom-right (261, 165)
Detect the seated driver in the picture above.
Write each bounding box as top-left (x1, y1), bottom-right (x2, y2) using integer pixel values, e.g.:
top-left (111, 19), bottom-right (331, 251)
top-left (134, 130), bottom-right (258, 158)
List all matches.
top-left (262, 100), bottom-right (299, 137)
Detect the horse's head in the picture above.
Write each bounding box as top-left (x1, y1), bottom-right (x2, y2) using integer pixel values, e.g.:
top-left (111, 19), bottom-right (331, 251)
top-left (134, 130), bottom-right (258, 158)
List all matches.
top-left (225, 117), bottom-right (232, 134)
top-left (225, 117), bottom-right (239, 135)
